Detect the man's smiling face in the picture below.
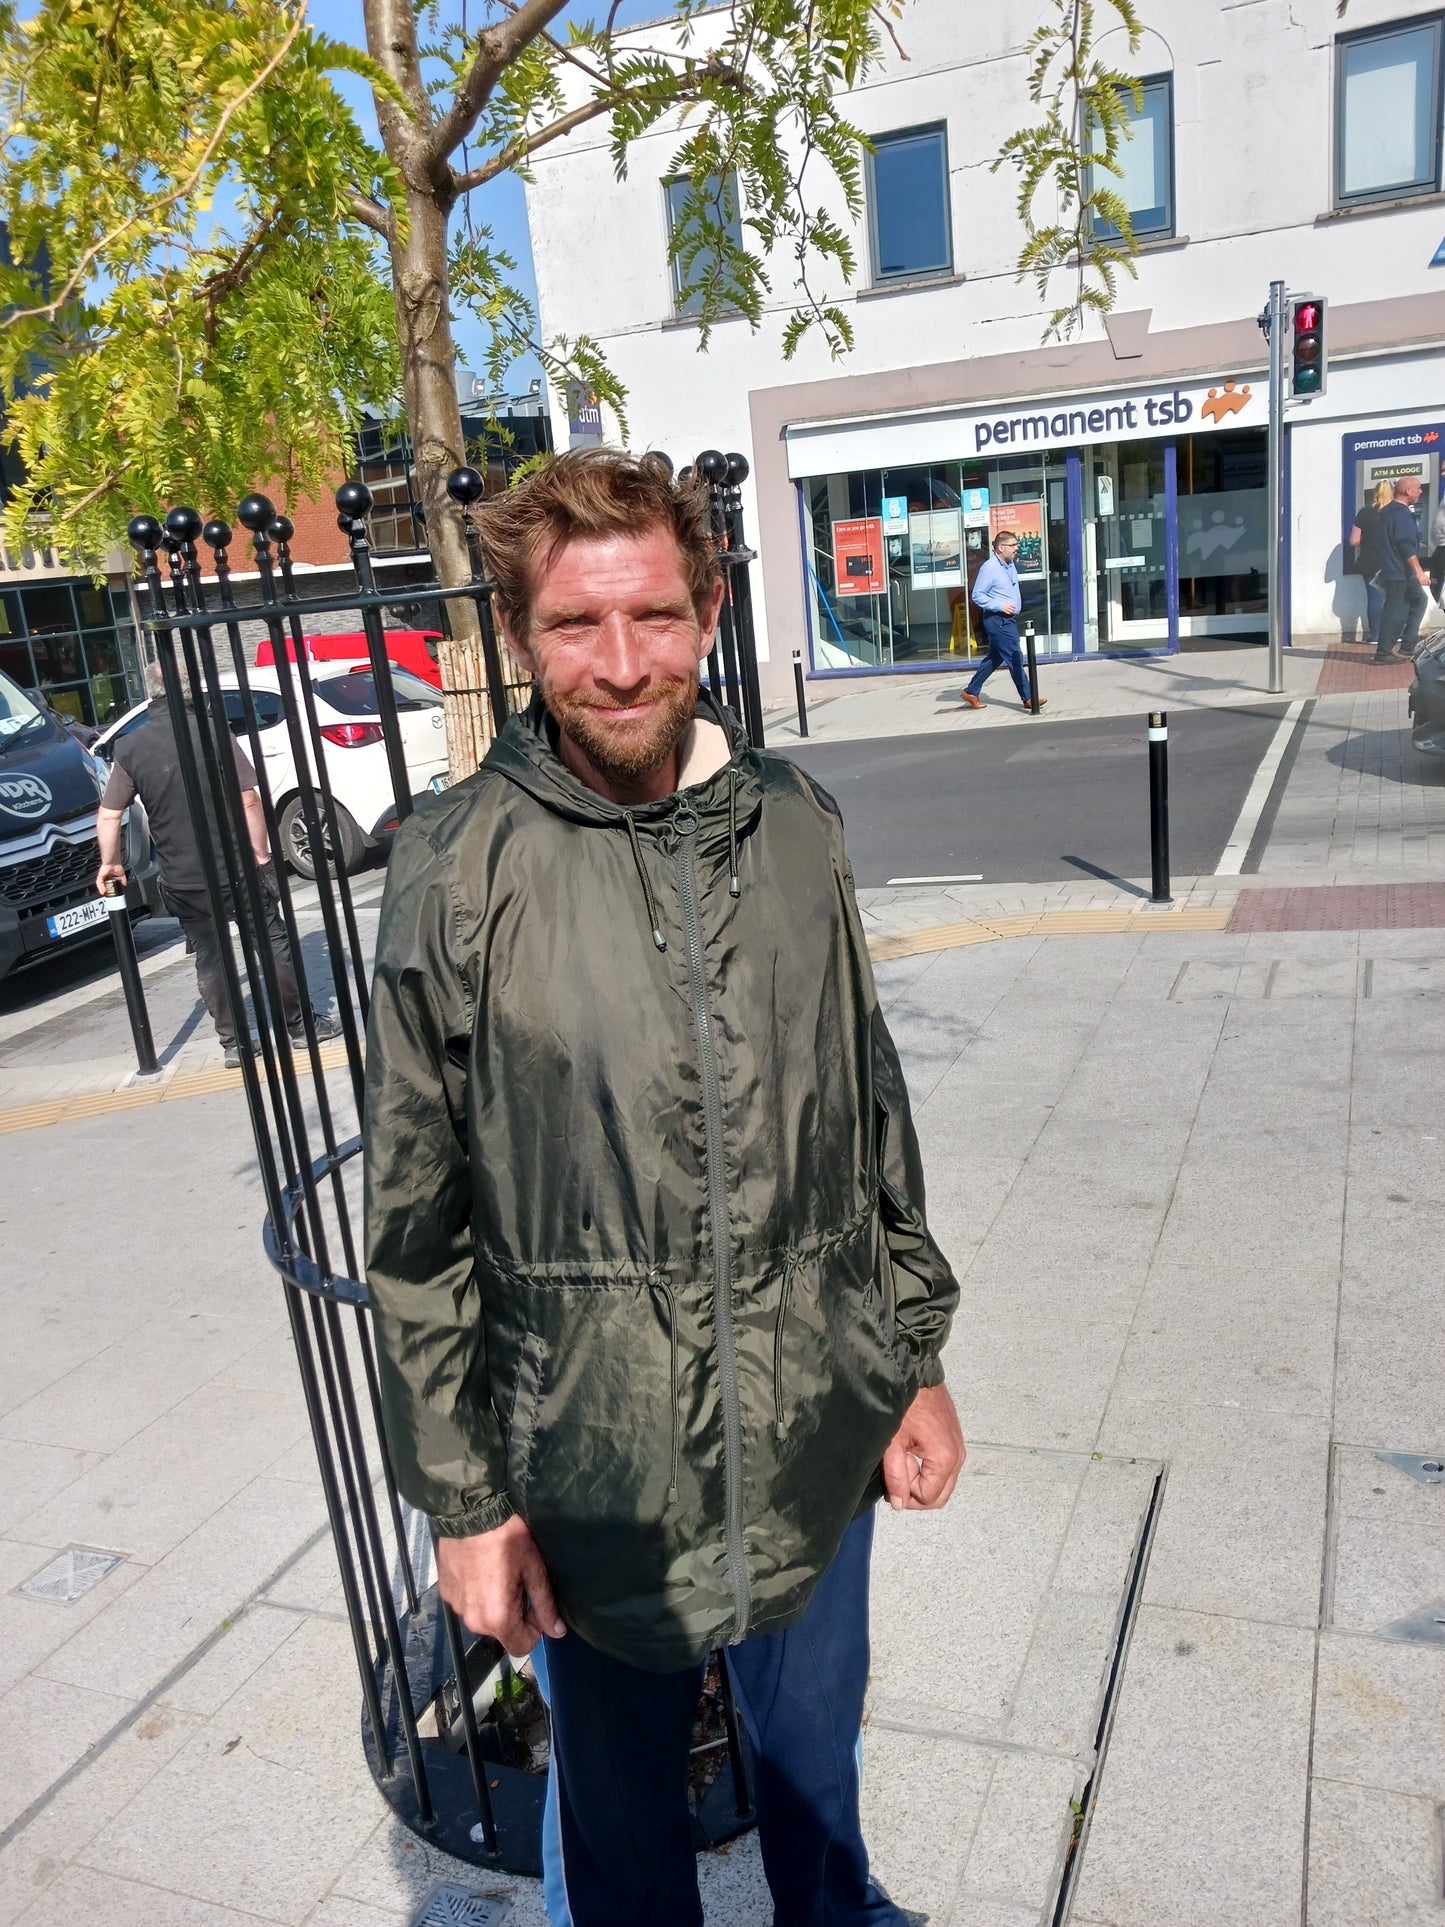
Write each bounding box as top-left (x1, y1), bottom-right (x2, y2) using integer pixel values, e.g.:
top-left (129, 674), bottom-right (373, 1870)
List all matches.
top-left (503, 522), bottom-right (725, 802)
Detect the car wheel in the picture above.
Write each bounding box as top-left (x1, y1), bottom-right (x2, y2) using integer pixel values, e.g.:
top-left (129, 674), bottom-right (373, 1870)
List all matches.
top-left (278, 794), bottom-right (366, 880)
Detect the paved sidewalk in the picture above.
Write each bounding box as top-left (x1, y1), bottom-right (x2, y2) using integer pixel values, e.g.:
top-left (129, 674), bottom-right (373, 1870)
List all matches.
top-left (1, 664), bottom-right (1442, 1926)
top-left (765, 640), bottom-right (1324, 745)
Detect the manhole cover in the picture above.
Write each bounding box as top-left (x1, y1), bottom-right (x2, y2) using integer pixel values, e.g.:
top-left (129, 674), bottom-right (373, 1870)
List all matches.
top-left (18, 1546), bottom-right (124, 1603)
top-left (407, 1886), bottom-right (510, 1927)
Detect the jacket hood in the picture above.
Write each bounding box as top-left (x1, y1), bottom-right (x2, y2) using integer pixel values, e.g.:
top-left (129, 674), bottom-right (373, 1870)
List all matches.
top-left (484, 688), bottom-right (758, 829)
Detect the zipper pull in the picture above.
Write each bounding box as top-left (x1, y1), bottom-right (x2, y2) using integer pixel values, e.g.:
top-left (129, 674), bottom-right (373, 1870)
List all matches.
top-left (671, 797), bottom-right (699, 840)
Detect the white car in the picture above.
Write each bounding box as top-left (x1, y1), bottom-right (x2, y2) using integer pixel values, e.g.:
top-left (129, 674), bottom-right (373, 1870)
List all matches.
top-left (94, 662), bottom-right (448, 879)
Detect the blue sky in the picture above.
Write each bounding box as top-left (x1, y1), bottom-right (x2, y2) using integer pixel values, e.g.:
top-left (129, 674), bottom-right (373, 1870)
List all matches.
top-left (308, 1), bottom-right (670, 388)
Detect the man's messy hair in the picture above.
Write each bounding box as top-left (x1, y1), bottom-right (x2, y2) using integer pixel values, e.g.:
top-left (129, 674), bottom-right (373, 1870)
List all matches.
top-left (475, 447), bottom-right (720, 642)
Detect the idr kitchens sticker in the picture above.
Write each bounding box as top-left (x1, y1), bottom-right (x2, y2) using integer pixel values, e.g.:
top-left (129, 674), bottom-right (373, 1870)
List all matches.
top-left (0, 773), bottom-right (54, 818)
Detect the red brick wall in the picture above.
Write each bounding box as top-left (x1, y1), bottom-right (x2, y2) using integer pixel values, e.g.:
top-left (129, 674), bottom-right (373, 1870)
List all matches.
top-left (273, 476), bottom-right (350, 567)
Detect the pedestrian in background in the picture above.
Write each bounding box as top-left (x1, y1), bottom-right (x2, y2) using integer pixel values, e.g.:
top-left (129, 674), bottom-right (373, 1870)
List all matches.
top-left (1349, 478), bottom-right (1391, 645)
top-left (1429, 489), bottom-right (1445, 611)
top-left (94, 660), bottom-right (338, 1067)
top-left (960, 529), bottom-right (1044, 712)
top-left (1374, 476), bottom-right (1430, 666)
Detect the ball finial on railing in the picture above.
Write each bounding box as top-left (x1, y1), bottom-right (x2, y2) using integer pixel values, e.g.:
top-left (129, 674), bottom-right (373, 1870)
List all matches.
top-left (164, 506), bottom-right (203, 543)
top-left (725, 453), bottom-right (750, 485)
top-left (334, 480), bottom-right (373, 520)
top-left (446, 467), bottom-right (485, 506)
top-left (696, 449), bottom-right (729, 484)
top-left (237, 494), bottom-right (277, 533)
top-left (268, 515), bottom-right (295, 545)
top-left (127, 514), bottom-right (163, 551)
top-left (202, 520), bottom-right (231, 551)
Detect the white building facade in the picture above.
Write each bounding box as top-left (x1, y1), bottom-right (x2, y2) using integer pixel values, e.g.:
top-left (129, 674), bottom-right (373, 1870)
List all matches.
top-left (525, 0), bottom-right (1445, 704)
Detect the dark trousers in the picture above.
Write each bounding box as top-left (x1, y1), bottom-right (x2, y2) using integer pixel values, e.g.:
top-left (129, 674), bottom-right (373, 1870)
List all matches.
top-left (167, 875), bottom-right (303, 1049)
top-left (539, 1510), bottom-right (902, 1927)
top-left (1376, 575), bottom-right (1427, 663)
top-left (966, 611), bottom-right (1031, 703)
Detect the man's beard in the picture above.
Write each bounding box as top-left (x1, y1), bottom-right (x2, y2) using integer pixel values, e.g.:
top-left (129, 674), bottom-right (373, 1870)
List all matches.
top-left (543, 667), bottom-right (699, 784)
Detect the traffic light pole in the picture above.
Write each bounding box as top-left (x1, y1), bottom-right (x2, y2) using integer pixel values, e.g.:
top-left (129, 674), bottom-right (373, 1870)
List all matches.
top-left (1266, 278), bottom-right (1287, 696)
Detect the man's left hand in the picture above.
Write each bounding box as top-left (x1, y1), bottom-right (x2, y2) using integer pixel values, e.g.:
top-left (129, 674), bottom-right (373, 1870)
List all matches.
top-left (882, 1382), bottom-right (966, 1511)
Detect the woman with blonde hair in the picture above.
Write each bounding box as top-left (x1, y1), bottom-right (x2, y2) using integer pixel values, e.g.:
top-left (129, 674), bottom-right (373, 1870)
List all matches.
top-left (1350, 477), bottom-right (1393, 645)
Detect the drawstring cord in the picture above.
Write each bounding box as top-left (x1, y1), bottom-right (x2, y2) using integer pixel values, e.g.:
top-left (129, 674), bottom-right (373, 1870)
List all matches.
top-left (772, 1257), bottom-right (796, 1441)
top-left (626, 811), bottom-right (667, 952)
top-left (651, 1271), bottom-right (681, 1506)
top-left (727, 767), bottom-right (740, 898)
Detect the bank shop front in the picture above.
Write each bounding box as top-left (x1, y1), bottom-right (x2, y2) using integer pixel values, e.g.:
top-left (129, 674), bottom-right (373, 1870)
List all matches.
top-left (788, 373), bottom-right (1269, 676)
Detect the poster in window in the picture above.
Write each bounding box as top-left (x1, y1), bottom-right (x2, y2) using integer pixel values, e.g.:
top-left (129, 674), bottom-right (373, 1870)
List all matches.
top-left (908, 510), bottom-right (963, 588)
top-left (989, 500), bottom-right (1045, 578)
top-left (831, 518), bottom-right (885, 596)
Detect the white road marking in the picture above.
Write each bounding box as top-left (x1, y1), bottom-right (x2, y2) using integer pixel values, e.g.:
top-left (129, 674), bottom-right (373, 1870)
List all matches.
top-left (1215, 699), bottom-right (1305, 877)
top-left (885, 874), bottom-right (985, 886)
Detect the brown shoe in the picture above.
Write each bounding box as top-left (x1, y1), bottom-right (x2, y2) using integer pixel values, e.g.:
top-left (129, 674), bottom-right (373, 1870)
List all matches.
top-left (960, 692), bottom-right (984, 709)
top-left (1025, 697), bottom-right (1047, 711)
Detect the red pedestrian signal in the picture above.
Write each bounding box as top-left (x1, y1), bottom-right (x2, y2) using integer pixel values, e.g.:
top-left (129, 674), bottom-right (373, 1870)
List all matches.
top-left (1287, 294), bottom-right (1327, 399)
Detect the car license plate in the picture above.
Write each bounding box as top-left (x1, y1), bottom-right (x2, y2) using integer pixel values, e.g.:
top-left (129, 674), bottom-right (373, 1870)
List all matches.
top-left (47, 897), bottom-right (108, 940)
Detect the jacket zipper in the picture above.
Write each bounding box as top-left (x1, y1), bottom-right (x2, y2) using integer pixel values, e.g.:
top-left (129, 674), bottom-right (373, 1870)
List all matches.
top-left (671, 798), bottom-right (751, 1642)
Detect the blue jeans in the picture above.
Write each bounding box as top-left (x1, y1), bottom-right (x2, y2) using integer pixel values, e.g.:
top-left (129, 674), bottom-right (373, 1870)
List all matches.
top-left (1364, 576), bottom-right (1386, 644)
top-left (966, 611), bottom-right (1031, 703)
top-left (531, 1511), bottom-right (896, 1926)
top-left (1376, 575), bottom-right (1426, 662)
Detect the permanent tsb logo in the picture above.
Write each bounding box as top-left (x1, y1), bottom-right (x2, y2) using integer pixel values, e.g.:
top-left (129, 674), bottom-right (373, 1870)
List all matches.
top-left (970, 379), bottom-right (1260, 455)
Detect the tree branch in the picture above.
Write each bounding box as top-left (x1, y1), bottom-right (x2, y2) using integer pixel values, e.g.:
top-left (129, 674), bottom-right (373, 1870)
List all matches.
top-left (347, 187), bottom-right (395, 238)
top-left (0, 2), bottom-right (308, 335)
top-left (452, 96), bottom-right (620, 193)
top-left (423, 0), bottom-right (574, 172)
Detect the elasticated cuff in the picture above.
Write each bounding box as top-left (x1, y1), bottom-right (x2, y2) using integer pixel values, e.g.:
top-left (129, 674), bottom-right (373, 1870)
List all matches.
top-left (430, 1489), bottom-right (516, 1538)
top-left (913, 1352), bottom-right (946, 1390)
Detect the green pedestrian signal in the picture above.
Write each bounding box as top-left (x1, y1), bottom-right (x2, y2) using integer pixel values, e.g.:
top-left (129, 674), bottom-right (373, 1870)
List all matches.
top-left (1287, 295), bottom-right (1326, 399)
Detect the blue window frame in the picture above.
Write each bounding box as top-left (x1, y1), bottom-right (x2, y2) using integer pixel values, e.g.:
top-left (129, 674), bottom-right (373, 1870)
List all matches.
top-left (1335, 15), bottom-right (1444, 206)
top-left (868, 124), bottom-right (952, 282)
top-left (1089, 75), bottom-right (1174, 241)
top-left (664, 173), bottom-right (744, 318)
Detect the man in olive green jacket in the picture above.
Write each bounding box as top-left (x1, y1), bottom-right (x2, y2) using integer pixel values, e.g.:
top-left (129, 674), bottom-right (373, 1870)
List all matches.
top-left (364, 449), bottom-right (964, 1925)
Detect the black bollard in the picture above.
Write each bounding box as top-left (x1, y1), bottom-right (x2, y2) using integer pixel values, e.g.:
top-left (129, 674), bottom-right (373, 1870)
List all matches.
top-left (105, 879), bottom-right (160, 1076)
top-left (1148, 711), bottom-right (1173, 905)
top-left (792, 649), bottom-right (809, 738)
top-left (1024, 620), bottom-right (1041, 715)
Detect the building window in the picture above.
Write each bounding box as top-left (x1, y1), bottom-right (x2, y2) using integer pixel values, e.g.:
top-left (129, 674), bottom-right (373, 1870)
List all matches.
top-left (664, 174), bottom-right (744, 318)
top-left (1336, 16), bottom-right (1444, 205)
top-left (1088, 76), bottom-right (1174, 241)
top-left (867, 125), bottom-right (952, 283)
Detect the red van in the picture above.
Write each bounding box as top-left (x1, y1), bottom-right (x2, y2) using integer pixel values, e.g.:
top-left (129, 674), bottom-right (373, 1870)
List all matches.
top-left (255, 629), bottom-right (442, 690)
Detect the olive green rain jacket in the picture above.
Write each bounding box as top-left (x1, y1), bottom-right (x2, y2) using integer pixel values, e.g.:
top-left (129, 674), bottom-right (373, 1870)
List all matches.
top-left (363, 693), bottom-right (958, 1672)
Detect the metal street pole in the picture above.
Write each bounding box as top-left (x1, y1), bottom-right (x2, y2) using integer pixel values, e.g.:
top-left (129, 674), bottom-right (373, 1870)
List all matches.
top-left (1266, 278), bottom-right (1286, 695)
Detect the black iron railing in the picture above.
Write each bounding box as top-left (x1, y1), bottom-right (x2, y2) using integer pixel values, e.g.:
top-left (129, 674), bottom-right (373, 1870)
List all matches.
top-left (125, 457), bottom-right (764, 1871)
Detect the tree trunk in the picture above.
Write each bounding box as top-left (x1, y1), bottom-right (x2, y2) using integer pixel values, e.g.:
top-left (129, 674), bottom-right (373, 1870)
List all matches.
top-left (388, 192), bottom-right (500, 778)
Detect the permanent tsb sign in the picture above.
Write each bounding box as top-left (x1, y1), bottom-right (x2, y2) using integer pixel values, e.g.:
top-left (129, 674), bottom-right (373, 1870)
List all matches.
top-left (784, 376), bottom-right (1265, 480)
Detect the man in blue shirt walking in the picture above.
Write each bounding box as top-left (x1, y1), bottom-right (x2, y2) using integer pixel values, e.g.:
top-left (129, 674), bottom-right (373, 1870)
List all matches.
top-left (961, 529), bottom-right (1044, 711)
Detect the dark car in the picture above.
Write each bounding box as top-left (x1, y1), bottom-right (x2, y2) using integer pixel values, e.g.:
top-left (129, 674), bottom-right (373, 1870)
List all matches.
top-left (0, 669), bottom-right (161, 977)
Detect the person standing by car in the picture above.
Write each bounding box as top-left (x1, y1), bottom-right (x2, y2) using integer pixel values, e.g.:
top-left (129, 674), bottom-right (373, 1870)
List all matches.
top-left (94, 660), bottom-right (338, 1067)
top-left (1374, 475), bottom-right (1431, 666)
top-left (960, 528), bottom-right (1044, 712)
top-left (1349, 479), bottom-right (1392, 645)
top-left (363, 449), bottom-right (964, 1925)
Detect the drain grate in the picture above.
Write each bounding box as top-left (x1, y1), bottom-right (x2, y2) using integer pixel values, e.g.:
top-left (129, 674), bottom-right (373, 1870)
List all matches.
top-left (18, 1546), bottom-right (124, 1604)
top-left (1376, 1452), bottom-right (1445, 1486)
top-left (1377, 1600), bottom-right (1445, 1647)
top-left (407, 1885), bottom-right (510, 1927)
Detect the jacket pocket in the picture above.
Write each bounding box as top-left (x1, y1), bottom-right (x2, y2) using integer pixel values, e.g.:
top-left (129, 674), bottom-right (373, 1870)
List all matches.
top-left (505, 1329), bottom-right (546, 1497)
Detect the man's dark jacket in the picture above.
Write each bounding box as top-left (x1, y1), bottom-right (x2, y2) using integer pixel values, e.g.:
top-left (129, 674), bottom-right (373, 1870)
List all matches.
top-left (362, 694), bottom-right (958, 1671)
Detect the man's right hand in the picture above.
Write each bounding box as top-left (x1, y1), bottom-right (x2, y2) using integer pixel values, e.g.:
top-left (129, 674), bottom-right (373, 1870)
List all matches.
top-left (95, 861), bottom-right (127, 896)
top-left (435, 1513), bottom-right (565, 1655)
